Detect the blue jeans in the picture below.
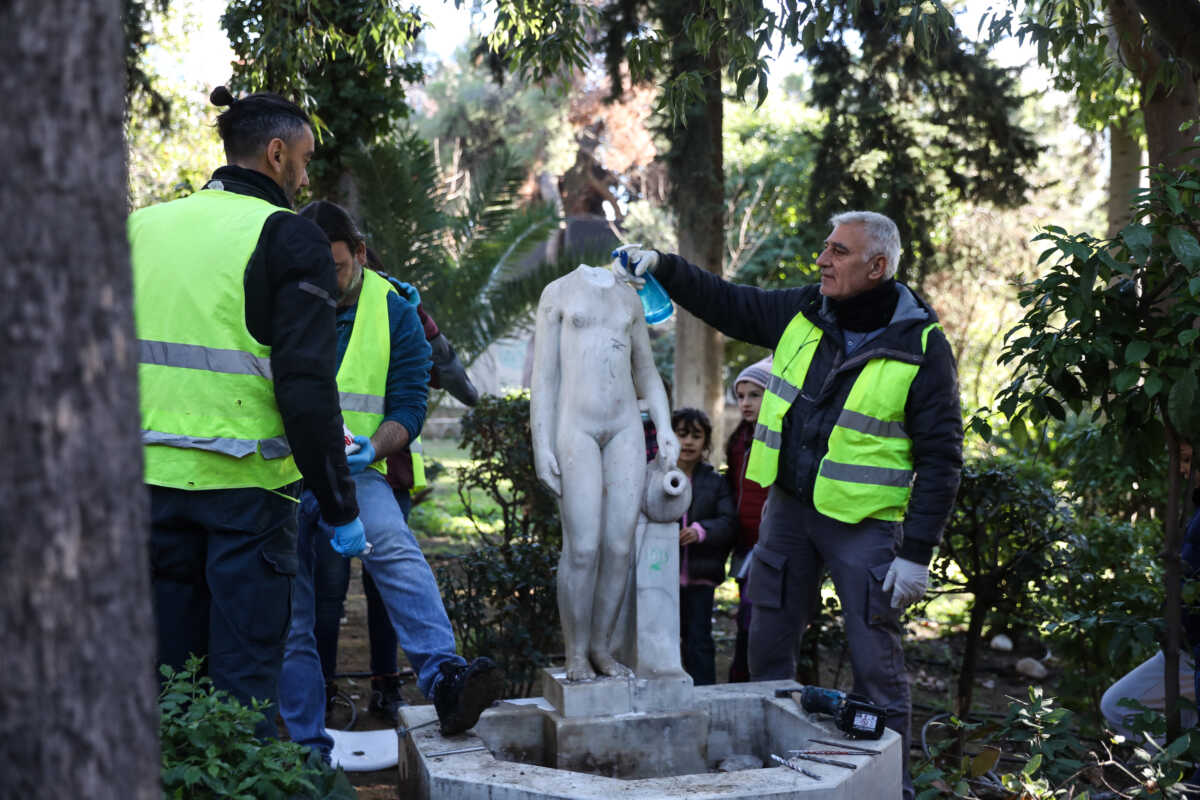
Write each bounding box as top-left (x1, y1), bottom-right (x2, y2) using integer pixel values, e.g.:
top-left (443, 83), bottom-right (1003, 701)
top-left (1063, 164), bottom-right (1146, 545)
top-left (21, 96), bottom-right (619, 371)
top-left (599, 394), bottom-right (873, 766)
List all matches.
top-left (279, 470), bottom-right (461, 755)
top-left (312, 491), bottom-right (412, 680)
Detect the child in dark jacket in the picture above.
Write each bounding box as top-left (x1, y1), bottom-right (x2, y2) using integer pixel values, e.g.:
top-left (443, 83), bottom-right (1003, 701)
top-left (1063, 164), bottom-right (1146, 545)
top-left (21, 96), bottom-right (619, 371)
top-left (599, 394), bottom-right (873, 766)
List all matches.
top-left (674, 407), bottom-right (738, 686)
top-left (723, 357), bottom-right (771, 682)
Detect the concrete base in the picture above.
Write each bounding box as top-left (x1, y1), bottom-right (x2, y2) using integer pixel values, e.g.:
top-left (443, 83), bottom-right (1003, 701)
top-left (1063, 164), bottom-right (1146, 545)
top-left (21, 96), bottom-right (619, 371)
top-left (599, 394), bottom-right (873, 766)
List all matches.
top-left (541, 668), bottom-right (694, 717)
top-left (398, 680), bottom-right (904, 799)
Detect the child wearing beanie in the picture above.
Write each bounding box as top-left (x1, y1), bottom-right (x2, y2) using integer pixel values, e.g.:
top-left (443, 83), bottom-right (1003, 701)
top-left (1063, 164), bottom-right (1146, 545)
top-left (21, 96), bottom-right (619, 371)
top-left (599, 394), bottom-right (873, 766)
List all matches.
top-left (724, 356), bottom-right (772, 682)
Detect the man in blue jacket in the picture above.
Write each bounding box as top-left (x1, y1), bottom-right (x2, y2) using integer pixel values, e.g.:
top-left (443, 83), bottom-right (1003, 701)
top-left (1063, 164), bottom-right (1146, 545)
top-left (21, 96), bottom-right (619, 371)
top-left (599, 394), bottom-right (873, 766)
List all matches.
top-left (279, 201), bottom-right (502, 759)
top-left (615, 211), bottom-right (963, 800)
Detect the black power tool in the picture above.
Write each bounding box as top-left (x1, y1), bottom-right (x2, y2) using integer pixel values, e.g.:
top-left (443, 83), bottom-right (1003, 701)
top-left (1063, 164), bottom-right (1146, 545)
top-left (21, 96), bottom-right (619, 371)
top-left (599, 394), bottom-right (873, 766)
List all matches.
top-left (775, 685), bottom-right (888, 740)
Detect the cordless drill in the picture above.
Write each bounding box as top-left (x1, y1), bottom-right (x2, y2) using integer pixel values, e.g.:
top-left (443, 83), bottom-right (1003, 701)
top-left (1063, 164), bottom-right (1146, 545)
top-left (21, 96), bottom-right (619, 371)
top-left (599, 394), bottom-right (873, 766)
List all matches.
top-left (775, 685), bottom-right (888, 740)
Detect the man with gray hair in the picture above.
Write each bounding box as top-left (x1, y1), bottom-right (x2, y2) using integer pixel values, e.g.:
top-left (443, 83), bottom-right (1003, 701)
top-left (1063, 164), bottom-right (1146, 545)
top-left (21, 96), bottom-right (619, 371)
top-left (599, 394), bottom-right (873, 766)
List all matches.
top-left (612, 210), bottom-right (962, 800)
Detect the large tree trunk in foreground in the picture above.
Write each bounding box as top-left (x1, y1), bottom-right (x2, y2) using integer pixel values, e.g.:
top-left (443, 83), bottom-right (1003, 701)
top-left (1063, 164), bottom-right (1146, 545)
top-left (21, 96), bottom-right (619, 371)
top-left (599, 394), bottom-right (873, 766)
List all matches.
top-left (663, 1), bottom-right (726, 443)
top-left (0, 1), bottom-right (159, 797)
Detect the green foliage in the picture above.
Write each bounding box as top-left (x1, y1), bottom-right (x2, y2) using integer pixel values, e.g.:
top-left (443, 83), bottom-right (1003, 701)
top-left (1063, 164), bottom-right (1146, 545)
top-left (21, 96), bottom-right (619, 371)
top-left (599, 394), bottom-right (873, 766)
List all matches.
top-left (124, 0), bottom-right (171, 125)
top-left (221, 0), bottom-right (424, 193)
top-left (805, 10), bottom-right (1040, 290)
top-left (932, 457), bottom-right (1074, 716)
top-left (436, 393), bottom-right (563, 696)
top-left (980, 162), bottom-right (1200, 452)
top-left (1040, 514), bottom-right (1164, 728)
top-left (485, 0), bottom-right (959, 126)
top-left (159, 657), bottom-right (355, 800)
top-left (454, 393), bottom-right (561, 549)
top-left (916, 687), bottom-right (1200, 799)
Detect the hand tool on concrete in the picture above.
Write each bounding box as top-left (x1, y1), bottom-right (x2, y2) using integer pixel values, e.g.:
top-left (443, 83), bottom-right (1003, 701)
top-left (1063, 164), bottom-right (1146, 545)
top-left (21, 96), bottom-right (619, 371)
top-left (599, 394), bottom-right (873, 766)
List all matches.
top-left (788, 750), bottom-right (869, 756)
top-left (808, 738), bottom-right (881, 754)
top-left (770, 754), bottom-right (819, 779)
top-left (786, 751), bottom-right (858, 770)
top-left (774, 685), bottom-right (887, 739)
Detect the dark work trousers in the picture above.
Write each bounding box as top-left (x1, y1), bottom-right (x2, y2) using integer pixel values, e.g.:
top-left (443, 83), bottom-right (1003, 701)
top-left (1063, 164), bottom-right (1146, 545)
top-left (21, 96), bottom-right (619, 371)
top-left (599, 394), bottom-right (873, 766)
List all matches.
top-left (680, 583), bottom-right (718, 686)
top-left (313, 491), bottom-right (412, 682)
top-left (746, 485), bottom-right (912, 800)
top-left (150, 483), bottom-right (300, 741)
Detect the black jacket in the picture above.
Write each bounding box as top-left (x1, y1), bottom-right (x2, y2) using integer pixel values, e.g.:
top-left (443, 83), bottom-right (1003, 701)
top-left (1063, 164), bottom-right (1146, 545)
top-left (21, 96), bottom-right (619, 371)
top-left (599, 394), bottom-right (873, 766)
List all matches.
top-left (206, 166), bottom-right (357, 525)
top-left (681, 462), bottom-right (739, 584)
top-left (656, 253), bottom-right (962, 564)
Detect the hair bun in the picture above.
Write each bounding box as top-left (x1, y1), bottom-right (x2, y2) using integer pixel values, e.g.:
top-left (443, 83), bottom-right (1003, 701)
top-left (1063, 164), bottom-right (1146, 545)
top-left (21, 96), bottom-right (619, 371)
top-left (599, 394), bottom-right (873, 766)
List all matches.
top-left (210, 85), bottom-right (235, 107)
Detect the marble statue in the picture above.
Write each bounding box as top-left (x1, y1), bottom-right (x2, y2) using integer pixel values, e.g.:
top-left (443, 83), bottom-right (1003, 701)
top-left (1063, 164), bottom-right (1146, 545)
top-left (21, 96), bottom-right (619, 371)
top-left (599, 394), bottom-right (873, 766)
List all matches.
top-left (530, 264), bottom-right (680, 681)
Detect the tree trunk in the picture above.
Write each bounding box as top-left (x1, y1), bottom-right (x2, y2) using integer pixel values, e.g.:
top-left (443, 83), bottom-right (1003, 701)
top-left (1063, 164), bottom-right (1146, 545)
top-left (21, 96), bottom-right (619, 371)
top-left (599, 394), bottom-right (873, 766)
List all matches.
top-left (1142, 70), bottom-right (1200, 172)
top-left (1107, 119), bottom-right (1143, 238)
top-left (1163, 425), bottom-right (1186, 741)
top-left (663, 5), bottom-right (726, 443)
top-left (0, 1), bottom-right (159, 797)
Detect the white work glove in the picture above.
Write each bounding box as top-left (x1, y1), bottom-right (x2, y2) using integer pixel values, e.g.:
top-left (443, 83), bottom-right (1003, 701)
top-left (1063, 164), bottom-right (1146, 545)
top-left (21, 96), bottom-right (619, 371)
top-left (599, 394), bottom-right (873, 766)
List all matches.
top-left (611, 244), bottom-right (659, 287)
top-left (882, 557), bottom-right (928, 609)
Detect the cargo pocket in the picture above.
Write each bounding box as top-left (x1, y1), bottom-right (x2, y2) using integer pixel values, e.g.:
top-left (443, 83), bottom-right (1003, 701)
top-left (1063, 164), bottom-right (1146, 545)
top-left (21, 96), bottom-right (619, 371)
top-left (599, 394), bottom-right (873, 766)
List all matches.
top-left (247, 528), bottom-right (298, 645)
top-left (746, 547), bottom-right (788, 610)
top-left (865, 561), bottom-right (900, 629)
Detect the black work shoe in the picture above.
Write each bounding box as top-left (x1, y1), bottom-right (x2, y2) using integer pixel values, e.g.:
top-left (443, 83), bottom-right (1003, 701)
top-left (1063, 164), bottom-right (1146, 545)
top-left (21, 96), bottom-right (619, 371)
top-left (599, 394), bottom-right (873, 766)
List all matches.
top-left (369, 674), bottom-right (406, 724)
top-left (433, 657), bottom-right (504, 736)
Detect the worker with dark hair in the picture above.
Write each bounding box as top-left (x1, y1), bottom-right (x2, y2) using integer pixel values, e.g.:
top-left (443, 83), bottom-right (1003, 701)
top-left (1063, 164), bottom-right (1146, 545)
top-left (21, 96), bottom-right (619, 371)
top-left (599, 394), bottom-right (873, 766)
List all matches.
top-left (278, 200), bottom-right (502, 759)
top-left (129, 87), bottom-right (364, 740)
top-left (310, 245), bottom-right (481, 724)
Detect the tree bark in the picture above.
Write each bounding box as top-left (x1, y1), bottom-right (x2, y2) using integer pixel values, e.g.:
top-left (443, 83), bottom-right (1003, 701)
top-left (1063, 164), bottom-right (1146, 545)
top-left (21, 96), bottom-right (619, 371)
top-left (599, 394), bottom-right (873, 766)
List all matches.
top-left (0, 1), bottom-right (159, 797)
top-left (1109, 0), bottom-right (1200, 171)
top-left (663, 6), bottom-right (726, 443)
top-left (1132, 0), bottom-right (1200, 74)
top-left (1107, 119), bottom-right (1143, 238)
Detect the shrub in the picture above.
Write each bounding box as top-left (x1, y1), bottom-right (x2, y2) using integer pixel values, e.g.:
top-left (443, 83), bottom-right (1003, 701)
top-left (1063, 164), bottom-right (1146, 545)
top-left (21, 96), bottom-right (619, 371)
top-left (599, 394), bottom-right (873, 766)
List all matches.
top-left (159, 657), bottom-right (355, 800)
top-left (436, 392), bottom-right (563, 696)
top-left (932, 456), bottom-right (1073, 719)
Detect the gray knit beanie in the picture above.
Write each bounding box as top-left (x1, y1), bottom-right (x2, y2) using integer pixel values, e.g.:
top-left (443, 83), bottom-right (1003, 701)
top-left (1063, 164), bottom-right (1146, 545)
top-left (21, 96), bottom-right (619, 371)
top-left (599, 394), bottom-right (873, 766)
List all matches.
top-left (734, 356), bottom-right (772, 391)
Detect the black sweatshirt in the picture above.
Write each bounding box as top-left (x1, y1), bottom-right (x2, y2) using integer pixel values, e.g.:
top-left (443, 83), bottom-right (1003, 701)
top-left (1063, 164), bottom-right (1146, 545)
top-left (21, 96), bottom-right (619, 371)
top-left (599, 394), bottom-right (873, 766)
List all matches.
top-left (654, 252), bottom-right (963, 564)
top-left (206, 166), bottom-right (358, 525)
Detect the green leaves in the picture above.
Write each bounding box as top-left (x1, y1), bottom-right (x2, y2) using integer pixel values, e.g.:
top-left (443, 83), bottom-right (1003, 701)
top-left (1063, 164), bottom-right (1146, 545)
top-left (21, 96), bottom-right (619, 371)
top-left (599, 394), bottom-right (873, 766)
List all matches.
top-left (159, 657), bottom-right (354, 799)
top-left (1169, 371), bottom-right (1200, 437)
top-left (1168, 226), bottom-right (1200, 269)
top-left (1120, 223), bottom-right (1153, 263)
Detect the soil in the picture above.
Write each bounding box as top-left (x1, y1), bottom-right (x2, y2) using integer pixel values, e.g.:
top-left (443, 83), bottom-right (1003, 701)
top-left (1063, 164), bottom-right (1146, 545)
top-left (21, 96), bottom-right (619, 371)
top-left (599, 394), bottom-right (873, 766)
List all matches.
top-left (302, 553), bottom-right (1053, 800)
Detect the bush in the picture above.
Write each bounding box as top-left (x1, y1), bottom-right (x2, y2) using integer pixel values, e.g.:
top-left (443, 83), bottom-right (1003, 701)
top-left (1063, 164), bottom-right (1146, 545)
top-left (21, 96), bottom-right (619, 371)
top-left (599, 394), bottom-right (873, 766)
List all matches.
top-left (436, 392), bottom-right (562, 697)
top-left (159, 657), bottom-right (355, 800)
top-left (1039, 514), bottom-right (1164, 731)
top-left (932, 456), bottom-right (1073, 718)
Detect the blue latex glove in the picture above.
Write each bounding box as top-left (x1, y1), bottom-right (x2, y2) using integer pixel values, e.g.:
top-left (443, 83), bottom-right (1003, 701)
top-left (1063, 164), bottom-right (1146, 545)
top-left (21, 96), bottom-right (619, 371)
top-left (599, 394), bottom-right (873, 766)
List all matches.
top-left (331, 516), bottom-right (368, 557)
top-left (610, 244), bottom-right (659, 283)
top-left (385, 276), bottom-right (421, 307)
top-left (346, 435), bottom-right (376, 474)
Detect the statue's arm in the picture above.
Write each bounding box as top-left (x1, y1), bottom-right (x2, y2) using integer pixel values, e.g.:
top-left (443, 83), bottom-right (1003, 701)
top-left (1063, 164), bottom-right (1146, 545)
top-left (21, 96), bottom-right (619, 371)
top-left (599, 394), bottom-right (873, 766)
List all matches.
top-left (630, 301), bottom-right (679, 467)
top-left (530, 284), bottom-right (563, 496)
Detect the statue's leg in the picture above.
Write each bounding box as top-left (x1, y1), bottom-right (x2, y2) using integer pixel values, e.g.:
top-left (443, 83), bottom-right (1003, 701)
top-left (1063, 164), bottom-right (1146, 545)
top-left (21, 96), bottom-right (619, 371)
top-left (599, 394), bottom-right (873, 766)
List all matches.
top-left (556, 428), bottom-right (604, 681)
top-left (588, 423), bottom-right (647, 677)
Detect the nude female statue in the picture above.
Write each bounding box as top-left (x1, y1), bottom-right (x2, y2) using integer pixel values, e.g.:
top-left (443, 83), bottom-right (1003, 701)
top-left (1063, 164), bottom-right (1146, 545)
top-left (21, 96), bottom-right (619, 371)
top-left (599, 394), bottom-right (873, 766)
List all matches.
top-left (530, 264), bottom-right (679, 681)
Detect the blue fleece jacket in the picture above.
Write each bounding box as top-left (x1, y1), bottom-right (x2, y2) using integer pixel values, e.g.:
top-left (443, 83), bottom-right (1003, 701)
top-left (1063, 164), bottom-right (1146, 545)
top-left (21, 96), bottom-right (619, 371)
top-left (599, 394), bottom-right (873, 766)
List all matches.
top-left (334, 285), bottom-right (432, 442)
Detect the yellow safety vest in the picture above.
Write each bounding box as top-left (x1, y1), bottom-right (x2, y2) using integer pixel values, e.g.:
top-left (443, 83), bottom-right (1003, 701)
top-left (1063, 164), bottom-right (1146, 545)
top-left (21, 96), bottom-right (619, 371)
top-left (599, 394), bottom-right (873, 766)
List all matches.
top-left (337, 269), bottom-right (397, 475)
top-left (746, 312), bottom-right (940, 523)
top-left (130, 189), bottom-right (301, 491)
top-left (409, 437), bottom-right (427, 491)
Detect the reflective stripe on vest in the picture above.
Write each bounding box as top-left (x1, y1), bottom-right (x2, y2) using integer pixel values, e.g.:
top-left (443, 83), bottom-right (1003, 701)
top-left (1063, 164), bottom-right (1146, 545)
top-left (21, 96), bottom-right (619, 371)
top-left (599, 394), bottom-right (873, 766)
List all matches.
top-left (745, 311), bottom-right (940, 523)
top-left (744, 313), bottom-right (824, 488)
top-left (337, 269), bottom-right (395, 475)
top-left (410, 436), bottom-right (427, 491)
top-left (131, 189), bottom-right (301, 491)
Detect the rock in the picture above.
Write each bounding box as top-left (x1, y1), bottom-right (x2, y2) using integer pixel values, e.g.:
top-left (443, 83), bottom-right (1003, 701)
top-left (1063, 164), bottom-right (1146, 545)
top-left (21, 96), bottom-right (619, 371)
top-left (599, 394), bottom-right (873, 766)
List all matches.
top-left (1015, 657), bottom-right (1049, 680)
top-left (718, 755), bottom-right (764, 772)
top-left (989, 633), bottom-right (1014, 652)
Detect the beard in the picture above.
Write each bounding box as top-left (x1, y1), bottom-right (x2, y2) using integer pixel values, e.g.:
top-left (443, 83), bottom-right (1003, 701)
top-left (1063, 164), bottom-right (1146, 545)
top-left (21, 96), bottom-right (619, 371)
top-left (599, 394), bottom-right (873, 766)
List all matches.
top-left (282, 161), bottom-right (302, 208)
top-left (336, 265), bottom-right (365, 306)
